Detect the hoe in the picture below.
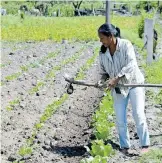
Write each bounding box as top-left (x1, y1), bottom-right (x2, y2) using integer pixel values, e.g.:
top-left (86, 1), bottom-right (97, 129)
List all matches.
top-left (64, 73), bottom-right (162, 94)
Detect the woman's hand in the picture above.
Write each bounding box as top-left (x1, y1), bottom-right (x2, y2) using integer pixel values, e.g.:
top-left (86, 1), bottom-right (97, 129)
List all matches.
top-left (107, 77), bottom-right (120, 89)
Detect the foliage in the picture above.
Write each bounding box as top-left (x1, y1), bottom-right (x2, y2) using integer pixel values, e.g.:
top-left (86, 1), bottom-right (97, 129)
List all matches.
top-left (92, 93), bottom-right (114, 141)
top-left (90, 140), bottom-right (114, 157)
top-left (1, 15), bottom-right (140, 42)
top-left (143, 58), bottom-right (162, 84)
top-left (76, 47), bottom-right (99, 80)
top-left (138, 10), bottom-right (155, 39)
top-left (1, 1), bottom-right (103, 17)
top-left (18, 146), bottom-right (33, 156)
top-left (81, 91), bottom-right (115, 162)
top-left (155, 89), bottom-right (162, 105)
top-left (6, 99), bottom-right (20, 111)
top-left (29, 82), bottom-right (45, 95)
top-left (80, 155), bottom-right (108, 163)
top-left (5, 72), bottom-right (22, 81)
top-left (139, 148), bottom-right (162, 163)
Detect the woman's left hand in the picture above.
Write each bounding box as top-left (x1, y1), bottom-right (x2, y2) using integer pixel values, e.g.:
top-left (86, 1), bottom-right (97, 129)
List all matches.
top-left (107, 77), bottom-right (120, 89)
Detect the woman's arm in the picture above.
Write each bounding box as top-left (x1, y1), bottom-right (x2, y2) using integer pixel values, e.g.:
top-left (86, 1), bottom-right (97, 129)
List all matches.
top-left (99, 54), bottom-right (109, 82)
top-left (117, 41), bottom-right (136, 80)
top-left (108, 41), bottom-right (137, 89)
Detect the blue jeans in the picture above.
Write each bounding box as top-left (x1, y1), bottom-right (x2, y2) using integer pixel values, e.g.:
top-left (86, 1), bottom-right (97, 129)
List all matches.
top-left (112, 87), bottom-right (150, 148)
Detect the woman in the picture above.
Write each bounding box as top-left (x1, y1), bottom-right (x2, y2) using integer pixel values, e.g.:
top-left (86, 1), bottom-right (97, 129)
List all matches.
top-left (97, 23), bottom-right (150, 154)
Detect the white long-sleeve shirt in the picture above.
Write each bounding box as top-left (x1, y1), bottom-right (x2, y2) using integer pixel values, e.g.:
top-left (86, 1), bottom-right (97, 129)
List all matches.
top-left (99, 38), bottom-right (144, 97)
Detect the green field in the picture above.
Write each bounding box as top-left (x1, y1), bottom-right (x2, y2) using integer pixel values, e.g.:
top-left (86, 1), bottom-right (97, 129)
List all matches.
top-left (1, 15), bottom-right (140, 42)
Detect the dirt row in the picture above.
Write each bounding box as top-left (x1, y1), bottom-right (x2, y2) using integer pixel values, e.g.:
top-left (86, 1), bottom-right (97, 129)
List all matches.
top-left (1, 41), bottom-right (101, 163)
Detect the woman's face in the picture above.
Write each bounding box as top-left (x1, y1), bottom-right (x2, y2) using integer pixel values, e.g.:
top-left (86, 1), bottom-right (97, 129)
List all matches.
top-left (98, 32), bottom-right (112, 47)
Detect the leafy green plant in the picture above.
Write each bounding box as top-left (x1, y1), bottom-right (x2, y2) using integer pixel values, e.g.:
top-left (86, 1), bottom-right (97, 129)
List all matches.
top-left (90, 140), bottom-right (114, 157)
top-left (29, 82), bottom-right (45, 95)
top-left (92, 92), bottom-right (114, 141)
top-left (18, 146), bottom-right (33, 157)
top-left (5, 72), bottom-right (22, 81)
top-left (6, 99), bottom-right (20, 111)
top-left (76, 47), bottom-right (99, 80)
top-left (20, 65), bottom-right (28, 72)
top-left (0, 81), bottom-right (5, 86)
top-left (81, 155), bottom-right (108, 163)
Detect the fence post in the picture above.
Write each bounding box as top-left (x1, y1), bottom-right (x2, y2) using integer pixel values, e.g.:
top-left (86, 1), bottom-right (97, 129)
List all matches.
top-left (144, 18), bottom-right (154, 64)
top-left (106, 0), bottom-right (111, 24)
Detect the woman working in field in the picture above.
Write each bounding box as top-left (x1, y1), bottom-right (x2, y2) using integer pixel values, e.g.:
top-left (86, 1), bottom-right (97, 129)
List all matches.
top-left (97, 23), bottom-right (150, 154)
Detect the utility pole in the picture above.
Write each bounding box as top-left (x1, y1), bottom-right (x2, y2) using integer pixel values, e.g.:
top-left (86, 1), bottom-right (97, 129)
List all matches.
top-left (106, 0), bottom-right (111, 24)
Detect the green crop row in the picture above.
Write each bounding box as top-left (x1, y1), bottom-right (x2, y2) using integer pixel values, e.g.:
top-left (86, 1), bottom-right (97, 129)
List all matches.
top-left (5, 51), bottom-right (60, 111)
top-left (29, 46), bottom-right (85, 95)
top-left (14, 47), bottom-right (99, 161)
top-left (4, 50), bottom-right (60, 83)
top-left (81, 92), bottom-right (115, 163)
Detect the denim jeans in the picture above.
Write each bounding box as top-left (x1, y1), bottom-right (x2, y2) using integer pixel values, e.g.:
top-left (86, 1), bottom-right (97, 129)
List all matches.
top-left (112, 87), bottom-right (150, 148)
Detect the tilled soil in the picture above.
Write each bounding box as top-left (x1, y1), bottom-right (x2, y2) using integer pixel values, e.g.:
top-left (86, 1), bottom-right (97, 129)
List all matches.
top-left (1, 40), bottom-right (103, 163)
top-left (1, 35), bottom-right (162, 163)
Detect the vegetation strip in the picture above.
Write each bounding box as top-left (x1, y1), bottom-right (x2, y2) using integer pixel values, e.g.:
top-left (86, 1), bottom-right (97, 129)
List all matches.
top-left (3, 50), bottom-right (60, 83)
top-left (28, 47), bottom-right (86, 95)
top-left (81, 91), bottom-right (115, 163)
top-left (6, 43), bottom-right (95, 111)
top-left (14, 47), bottom-right (99, 161)
top-left (0, 62), bottom-right (11, 68)
top-left (5, 46), bottom-right (84, 110)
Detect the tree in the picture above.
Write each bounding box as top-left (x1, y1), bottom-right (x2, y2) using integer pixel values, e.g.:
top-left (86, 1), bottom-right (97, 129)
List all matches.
top-left (72, 1), bottom-right (83, 16)
top-left (72, 1), bottom-right (83, 10)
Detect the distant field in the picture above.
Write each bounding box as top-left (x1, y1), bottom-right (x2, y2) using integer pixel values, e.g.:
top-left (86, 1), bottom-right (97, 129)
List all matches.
top-left (1, 15), bottom-right (141, 42)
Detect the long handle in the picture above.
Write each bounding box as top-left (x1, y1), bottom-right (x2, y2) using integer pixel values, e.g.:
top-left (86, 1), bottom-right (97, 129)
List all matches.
top-left (65, 78), bottom-right (162, 88)
top-left (118, 84), bottom-right (162, 88)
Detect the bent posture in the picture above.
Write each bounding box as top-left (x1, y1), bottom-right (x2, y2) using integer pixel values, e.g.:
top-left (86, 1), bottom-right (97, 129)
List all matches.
top-left (97, 23), bottom-right (150, 154)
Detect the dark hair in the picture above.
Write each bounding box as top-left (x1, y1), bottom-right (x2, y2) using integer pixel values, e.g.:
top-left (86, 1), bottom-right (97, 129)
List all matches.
top-left (98, 23), bottom-right (121, 38)
top-left (98, 23), bottom-right (121, 53)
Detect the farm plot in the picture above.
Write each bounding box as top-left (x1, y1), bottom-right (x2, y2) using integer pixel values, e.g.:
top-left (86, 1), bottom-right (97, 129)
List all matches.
top-left (1, 41), bottom-right (162, 163)
top-left (1, 15), bottom-right (162, 163)
top-left (1, 40), bottom-right (103, 163)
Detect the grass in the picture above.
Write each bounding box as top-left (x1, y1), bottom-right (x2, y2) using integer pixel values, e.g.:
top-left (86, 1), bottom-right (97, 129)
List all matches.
top-left (143, 58), bottom-right (162, 84)
top-left (1, 15), bottom-right (140, 42)
top-left (139, 148), bottom-right (162, 163)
